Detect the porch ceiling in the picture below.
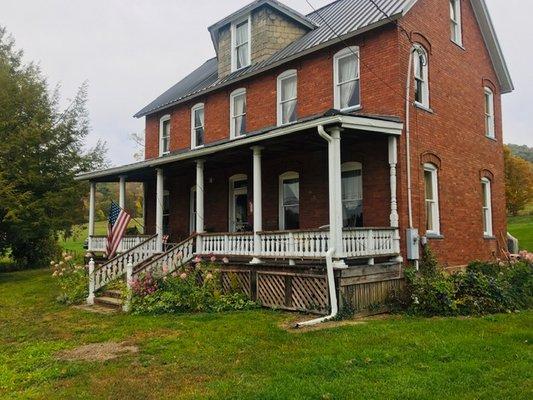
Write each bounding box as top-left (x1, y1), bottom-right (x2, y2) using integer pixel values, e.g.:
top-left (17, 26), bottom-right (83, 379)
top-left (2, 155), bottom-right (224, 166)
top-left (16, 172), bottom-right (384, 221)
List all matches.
top-left (76, 111), bottom-right (403, 183)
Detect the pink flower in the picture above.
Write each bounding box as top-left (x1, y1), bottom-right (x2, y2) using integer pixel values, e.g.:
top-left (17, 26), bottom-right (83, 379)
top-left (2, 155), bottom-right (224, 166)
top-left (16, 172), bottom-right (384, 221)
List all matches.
top-left (222, 257), bottom-right (229, 264)
top-left (180, 273), bottom-right (188, 280)
top-left (193, 256), bottom-right (202, 264)
top-left (210, 255), bottom-right (217, 263)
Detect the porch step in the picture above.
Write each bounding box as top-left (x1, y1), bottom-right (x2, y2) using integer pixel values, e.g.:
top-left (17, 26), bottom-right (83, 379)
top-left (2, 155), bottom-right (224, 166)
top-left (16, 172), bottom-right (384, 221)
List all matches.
top-left (94, 295), bottom-right (123, 310)
top-left (102, 289), bottom-right (122, 299)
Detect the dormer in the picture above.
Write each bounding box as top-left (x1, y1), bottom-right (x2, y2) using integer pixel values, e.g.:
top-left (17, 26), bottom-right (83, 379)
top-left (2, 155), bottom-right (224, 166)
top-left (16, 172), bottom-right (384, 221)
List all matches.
top-left (208, 0), bottom-right (316, 79)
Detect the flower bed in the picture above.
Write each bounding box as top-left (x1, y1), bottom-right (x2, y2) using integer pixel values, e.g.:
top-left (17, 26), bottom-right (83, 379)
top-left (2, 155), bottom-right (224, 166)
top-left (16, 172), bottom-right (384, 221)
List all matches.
top-left (50, 253), bottom-right (88, 305)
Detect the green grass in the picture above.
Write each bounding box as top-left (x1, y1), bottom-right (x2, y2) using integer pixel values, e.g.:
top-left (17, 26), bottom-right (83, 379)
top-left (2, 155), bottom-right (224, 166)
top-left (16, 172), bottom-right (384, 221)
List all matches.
top-left (0, 269), bottom-right (532, 399)
top-left (508, 203), bottom-right (533, 252)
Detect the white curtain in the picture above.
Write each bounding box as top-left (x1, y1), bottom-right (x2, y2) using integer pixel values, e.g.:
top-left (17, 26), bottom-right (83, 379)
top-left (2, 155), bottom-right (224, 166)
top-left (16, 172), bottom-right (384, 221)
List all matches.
top-left (234, 94), bottom-right (246, 135)
top-left (236, 22), bottom-right (249, 68)
top-left (282, 76), bottom-right (297, 123)
top-left (339, 56), bottom-right (357, 109)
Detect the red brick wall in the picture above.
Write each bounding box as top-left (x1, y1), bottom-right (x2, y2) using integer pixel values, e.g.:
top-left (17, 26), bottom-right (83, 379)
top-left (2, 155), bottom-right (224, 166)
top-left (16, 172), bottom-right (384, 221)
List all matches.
top-left (143, 0), bottom-right (507, 266)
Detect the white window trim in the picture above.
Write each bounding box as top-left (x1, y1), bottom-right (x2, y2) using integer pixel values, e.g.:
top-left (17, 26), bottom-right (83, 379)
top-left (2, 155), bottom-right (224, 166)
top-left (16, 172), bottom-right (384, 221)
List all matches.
top-left (413, 45), bottom-right (430, 109)
top-left (191, 103), bottom-right (205, 149)
top-left (231, 15), bottom-right (252, 73)
top-left (230, 88), bottom-right (247, 139)
top-left (481, 178), bottom-right (493, 237)
top-left (190, 186), bottom-right (197, 234)
top-left (278, 171), bottom-right (299, 230)
top-left (484, 87), bottom-right (495, 139)
top-left (341, 162), bottom-right (363, 228)
top-left (424, 163), bottom-right (441, 236)
top-left (277, 69), bottom-right (298, 126)
top-left (333, 46), bottom-right (361, 112)
top-left (228, 174), bottom-right (248, 232)
top-left (159, 114), bottom-right (171, 156)
top-left (450, 0), bottom-right (463, 46)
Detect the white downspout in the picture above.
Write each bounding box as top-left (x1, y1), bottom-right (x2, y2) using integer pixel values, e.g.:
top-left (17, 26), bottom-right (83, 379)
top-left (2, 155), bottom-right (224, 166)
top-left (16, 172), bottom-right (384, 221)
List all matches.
top-left (295, 125), bottom-right (341, 327)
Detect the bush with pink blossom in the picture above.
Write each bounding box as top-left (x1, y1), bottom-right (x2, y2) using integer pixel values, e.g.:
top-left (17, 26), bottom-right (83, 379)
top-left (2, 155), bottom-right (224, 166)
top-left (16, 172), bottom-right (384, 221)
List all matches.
top-left (50, 253), bottom-right (88, 305)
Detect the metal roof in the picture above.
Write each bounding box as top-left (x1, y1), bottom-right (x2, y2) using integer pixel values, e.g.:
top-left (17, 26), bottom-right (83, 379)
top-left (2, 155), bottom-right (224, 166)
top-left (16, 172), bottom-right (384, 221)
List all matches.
top-left (134, 0), bottom-right (513, 118)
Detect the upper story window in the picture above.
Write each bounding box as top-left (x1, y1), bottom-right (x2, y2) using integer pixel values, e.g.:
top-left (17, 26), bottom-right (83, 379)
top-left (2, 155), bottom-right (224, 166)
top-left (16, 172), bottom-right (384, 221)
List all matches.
top-left (481, 177), bottom-right (493, 237)
top-left (424, 163), bottom-right (441, 235)
top-left (484, 87), bottom-right (495, 139)
top-left (277, 70), bottom-right (298, 126)
top-left (450, 0), bottom-right (462, 46)
top-left (159, 115), bottom-right (171, 156)
top-left (231, 16), bottom-right (251, 72)
top-left (333, 47), bottom-right (360, 111)
top-left (191, 103), bottom-right (205, 148)
top-left (341, 162), bottom-right (363, 228)
top-left (413, 45), bottom-right (430, 108)
top-left (230, 88), bottom-right (247, 138)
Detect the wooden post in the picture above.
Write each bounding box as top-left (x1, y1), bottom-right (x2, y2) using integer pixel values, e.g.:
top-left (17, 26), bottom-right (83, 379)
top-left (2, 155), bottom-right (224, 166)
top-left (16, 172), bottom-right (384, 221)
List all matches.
top-left (251, 146), bottom-right (263, 264)
top-left (388, 136), bottom-right (402, 261)
top-left (87, 258), bottom-right (95, 305)
top-left (88, 182), bottom-right (96, 251)
top-left (123, 262), bottom-right (133, 312)
top-left (156, 168), bottom-right (164, 252)
top-left (195, 160), bottom-right (205, 253)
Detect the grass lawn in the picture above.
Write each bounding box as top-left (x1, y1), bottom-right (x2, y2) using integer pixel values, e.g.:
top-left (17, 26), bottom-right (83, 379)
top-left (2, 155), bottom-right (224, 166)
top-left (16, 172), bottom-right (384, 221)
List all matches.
top-left (0, 269), bottom-right (532, 399)
top-left (508, 203), bottom-right (533, 252)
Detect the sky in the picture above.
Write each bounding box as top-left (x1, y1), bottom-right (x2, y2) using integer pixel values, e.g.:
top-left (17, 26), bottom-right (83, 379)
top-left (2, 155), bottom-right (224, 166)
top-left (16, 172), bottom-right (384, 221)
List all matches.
top-left (1, 0), bottom-right (531, 166)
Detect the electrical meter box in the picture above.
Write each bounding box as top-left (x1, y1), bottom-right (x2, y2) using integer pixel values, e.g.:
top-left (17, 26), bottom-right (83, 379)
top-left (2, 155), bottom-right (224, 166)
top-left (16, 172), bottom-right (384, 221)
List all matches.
top-left (406, 228), bottom-right (420, 260)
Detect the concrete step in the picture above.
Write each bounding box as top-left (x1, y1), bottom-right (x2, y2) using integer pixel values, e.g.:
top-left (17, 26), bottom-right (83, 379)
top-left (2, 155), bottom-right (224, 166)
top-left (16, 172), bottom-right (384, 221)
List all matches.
top-left (94, 296), bottom-right (123, 310)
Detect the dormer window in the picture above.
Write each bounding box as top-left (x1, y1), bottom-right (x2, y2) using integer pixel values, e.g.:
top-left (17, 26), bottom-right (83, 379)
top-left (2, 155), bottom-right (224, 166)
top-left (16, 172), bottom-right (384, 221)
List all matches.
top-left (231, 16), bottom-right (251, 72)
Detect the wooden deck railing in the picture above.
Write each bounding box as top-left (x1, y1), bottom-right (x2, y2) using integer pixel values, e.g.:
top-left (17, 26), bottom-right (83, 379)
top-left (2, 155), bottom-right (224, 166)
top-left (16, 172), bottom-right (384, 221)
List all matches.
top-left (88, 235), bottom-right (153, 253)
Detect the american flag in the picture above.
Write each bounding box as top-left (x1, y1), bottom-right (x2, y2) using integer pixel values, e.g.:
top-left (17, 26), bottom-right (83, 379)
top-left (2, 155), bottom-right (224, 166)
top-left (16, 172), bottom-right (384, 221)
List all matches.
top-left (106, 202), bottom-right (132, 259)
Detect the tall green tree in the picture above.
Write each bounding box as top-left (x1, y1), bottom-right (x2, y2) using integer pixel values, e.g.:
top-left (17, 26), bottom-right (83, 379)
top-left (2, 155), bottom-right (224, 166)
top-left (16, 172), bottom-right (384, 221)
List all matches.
top-left (0, 27), bottom-right (107, 267)
top-left (504, 146), bottom-right (533, 216)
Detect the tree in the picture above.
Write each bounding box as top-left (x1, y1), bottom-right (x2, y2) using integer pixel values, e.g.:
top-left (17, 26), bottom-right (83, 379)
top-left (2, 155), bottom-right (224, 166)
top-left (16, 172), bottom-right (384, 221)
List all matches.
top-left (504, 146), bottom-right (533, 216)
top-left (507, 143), bottom-right (533, 163)
top-left (0, 27), bottom-right (108, 267)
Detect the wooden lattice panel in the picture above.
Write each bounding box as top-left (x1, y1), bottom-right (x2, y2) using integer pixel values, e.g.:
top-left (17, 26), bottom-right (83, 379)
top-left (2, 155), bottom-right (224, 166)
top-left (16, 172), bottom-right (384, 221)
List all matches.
top-left (291, 275), bottom-right (328, 313)
top-left (221, 270), bottom-right (252, 296)
top-left (341, 278), bottom-right (404, 313)
top-left (257, 273), bottom-right (285, 308)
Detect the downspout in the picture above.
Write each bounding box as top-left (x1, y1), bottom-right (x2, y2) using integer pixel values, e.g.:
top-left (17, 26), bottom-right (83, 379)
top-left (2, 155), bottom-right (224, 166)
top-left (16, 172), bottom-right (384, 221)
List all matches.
top-left (295, 126), bottom-right (340, 327)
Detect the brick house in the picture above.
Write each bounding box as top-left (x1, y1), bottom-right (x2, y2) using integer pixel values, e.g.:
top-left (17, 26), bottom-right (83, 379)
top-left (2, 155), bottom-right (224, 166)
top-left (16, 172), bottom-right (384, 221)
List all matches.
top-left (78, 0), bottom-right (513, 314)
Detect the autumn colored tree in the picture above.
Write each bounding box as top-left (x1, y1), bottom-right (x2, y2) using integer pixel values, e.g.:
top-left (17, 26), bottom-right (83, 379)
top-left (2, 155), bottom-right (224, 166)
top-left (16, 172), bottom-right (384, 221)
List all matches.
top-left (504, 146), bottom-right (533, 216)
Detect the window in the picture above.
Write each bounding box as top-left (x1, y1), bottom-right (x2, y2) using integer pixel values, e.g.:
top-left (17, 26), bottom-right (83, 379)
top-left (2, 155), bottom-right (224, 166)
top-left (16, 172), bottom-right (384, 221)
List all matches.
top-left (450, 0), bottom-right (462, 45)
top-left (279, 172), bottom-right (299, 230)
top-left (159, 115), bottom-right (171, 156)
top-left (333, 47), bottom-right (360, 111)
top-left (230, 88), bottom-right (247, 138)
top-left (413, 46), bottom-right (429, 108)
top-left (191, 103), bottom-right (204, 148)
top-left (484, 87), bottom-right (495, 138)
top-left (277, 70), bottom-right (298, 126)
top-left (228, 174), bottom-right (248, 232)
top-left (424, 163), bottom-right (440, 235)
top-left (342, 162), bottom-right (363, 228)
top-left (190, 186), bottom-right (197, 233)
top-left (481, 178), bottom-right (493, 236)
top-left (163, 190), bottom-right (170, 235)
top-left (231, 16), bottom-right (251, 72)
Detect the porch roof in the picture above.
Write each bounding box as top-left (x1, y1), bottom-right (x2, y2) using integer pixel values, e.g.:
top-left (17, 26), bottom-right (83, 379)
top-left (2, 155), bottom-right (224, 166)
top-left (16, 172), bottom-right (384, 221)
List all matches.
top-left (76, 111), bottom-right (403, 182)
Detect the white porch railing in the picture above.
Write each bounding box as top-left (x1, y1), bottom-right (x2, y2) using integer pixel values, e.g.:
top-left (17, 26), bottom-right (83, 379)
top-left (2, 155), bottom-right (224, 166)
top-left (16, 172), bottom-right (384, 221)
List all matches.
top-left (88, 235), bottom-right (153, 253)
top-left (196, 228), bottom-right (399, 259)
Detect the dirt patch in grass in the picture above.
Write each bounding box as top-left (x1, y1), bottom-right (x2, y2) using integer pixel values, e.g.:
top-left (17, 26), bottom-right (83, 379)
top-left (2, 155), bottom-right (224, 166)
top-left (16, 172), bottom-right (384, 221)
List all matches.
top-left (57, 342), bottom-right (138, 362)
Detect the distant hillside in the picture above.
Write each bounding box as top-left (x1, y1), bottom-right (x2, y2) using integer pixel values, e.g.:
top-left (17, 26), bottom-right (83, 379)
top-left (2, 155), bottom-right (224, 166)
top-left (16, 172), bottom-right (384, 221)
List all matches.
top-left (507, 144), bottom-right (533, 163)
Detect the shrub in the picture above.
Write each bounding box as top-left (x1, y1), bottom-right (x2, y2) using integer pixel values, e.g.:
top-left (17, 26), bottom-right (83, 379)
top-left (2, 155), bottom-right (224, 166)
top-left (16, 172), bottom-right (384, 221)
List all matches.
top-left (129, 259), bottom-right (258, 315)
top-left (51, 252), bottom-right (88, 305)
top-left (394, 247), bottom-right (533, 317)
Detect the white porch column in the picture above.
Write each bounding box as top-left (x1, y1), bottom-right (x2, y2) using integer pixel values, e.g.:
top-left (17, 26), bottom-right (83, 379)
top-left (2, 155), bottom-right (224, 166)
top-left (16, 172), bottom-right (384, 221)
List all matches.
top-left (119, 175), bottom-right (126, 209)
top-left (156, 168), bottom-right (164, 252)
top-left (328, 127), bottom-right (346, 267)
top-left (195, 160), bottom-right (205, 253)
top-left (88, 182), bottom-right (96, 250)
top-left (251, 146), bottom-right (263, 264)
top-left (388, 136), bottom-right (402, 260)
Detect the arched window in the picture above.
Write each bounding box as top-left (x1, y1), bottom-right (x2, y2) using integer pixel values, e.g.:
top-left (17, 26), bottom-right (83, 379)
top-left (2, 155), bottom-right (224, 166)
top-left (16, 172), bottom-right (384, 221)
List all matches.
top-left (481, 177), bottom-right (493, 236)
top-left (159, 115), bottom-right (171, 156)
top-left (191, 103), bottom-right (205, 148)
top-left (230, 88), bottom-right (247, 138)
top-left (413, 45), bottom-right (429, 108)
top-left (423, 163), bottom-right (440, 235)
top-left (279, 171), bottom-right (299, 230)
top-left (277, 70), bottom-right (298, 126)
top-left (341, 162), bottom-right (363, 228)
top-left (333, 47), bottom-right (360, 111)
top-left (484, 87), bottom-right (495, 138)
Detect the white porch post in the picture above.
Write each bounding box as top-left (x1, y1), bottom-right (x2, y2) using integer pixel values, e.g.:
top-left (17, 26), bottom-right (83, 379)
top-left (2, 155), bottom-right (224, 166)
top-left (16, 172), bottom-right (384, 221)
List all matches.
top-left (88, 182), bottom-right (96, 251)
top-left (251, 146), bottom-right (263, 264)
top-left (328, 127), bottom-right (346, 268)
top-left (388, 136), bottom-right (402, 260)
top-left (119, 175), bottom-right (126, 209)
top-left (156, 168), bottom-right (164, 252)
top-left (195, 160), bottom-right (205, 253)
